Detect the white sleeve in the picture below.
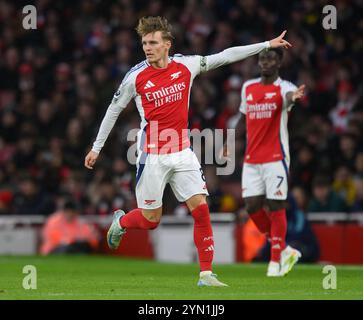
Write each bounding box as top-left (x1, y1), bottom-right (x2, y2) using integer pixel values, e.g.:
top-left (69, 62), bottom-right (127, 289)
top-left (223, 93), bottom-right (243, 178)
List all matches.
top-left (202, 41), bottom-right (270, 72)
top-left (91, 75), bottom-right (136, 153)
top-left (281, 81), bottom-right (298, 111)
top-left (239, 82), bottom-right (247, 114)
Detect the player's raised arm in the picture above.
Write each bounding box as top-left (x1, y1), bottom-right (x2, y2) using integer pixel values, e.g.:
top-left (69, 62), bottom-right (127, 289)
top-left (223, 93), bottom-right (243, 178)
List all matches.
top-left (84, 75), bottom-right (135, 169)
top-left (201, 30), bottom-right (292, 72)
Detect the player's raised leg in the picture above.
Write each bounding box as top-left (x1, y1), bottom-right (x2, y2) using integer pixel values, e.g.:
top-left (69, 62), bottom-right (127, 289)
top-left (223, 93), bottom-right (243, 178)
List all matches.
top-left (107, 209), bottom-right (127, 250)
top-left (107, 207), bottom-right (161, 250)
top-left (107, 152), bottom-right (167, 250)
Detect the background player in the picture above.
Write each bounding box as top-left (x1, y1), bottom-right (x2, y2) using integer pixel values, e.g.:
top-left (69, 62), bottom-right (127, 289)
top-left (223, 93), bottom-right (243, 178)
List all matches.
top-left (223, 48), bottom-right (305, 277)
top-left (85, 16), bottom-right (292, 286)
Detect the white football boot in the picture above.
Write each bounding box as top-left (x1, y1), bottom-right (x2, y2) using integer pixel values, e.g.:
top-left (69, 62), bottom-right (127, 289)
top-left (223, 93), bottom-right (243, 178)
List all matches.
top-left (279, 245), bottom-right (302, 276)
top-left (197, 271), bottom-right (228, 287)
top-left (267, 261), bottom-right (282, 277)
top-left (107, 209), bottom-right (126, 250)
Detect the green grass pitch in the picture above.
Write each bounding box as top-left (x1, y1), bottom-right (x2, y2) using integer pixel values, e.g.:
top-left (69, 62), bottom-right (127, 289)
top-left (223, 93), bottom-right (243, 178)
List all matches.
top-left (0, 255), bottom-right (362, 300)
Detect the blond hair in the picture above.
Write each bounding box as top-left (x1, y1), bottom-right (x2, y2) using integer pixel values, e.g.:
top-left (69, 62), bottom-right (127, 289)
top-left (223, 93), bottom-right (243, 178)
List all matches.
top-left (135, 16), bottom-right (174, 41)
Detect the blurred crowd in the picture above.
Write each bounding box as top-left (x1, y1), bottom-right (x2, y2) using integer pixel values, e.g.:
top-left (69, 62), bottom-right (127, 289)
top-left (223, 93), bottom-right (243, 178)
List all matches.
top-left (0, 0), bottom-right (363, 218)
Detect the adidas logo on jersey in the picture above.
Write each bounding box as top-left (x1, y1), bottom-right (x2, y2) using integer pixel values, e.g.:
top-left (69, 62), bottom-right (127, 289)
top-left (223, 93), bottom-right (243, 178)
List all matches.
top-left (265, 92), bottom-right (276, 99)
top-left (204, 245), bottom-right (214, 252)
top-left (246, 93), bottom-right (253, 101)
top-left (170, 71), bottom-right (182, 80)
top-left (144, 80), bottom-right (155, 89)
top-left (274, 190), bottom-right (283, 196)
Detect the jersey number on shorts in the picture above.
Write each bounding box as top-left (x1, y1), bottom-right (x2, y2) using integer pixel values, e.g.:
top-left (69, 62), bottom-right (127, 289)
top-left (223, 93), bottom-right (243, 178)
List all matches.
top-left (276, 176), bottom-right (284, 188)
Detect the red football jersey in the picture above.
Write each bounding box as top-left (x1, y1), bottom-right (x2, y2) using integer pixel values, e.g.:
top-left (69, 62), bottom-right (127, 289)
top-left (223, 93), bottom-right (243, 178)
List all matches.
top-left (107, 56), bottom-right (202, 154)
top-left (135, 60), bottom-right (192, 154)
top-left (240, 77), bottom-right (297, 164)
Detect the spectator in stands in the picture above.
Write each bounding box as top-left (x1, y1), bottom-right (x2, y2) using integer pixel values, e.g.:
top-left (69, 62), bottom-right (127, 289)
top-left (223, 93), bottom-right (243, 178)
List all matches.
top-left (291, 186), bottom-right (308, 212)
top-left (93, 177), bottom-right (126, 216)
top-left (0, 1), bottom-right (361, 220)
top-left (355, 152), bottom-right (363, 176)
top-left (308, 176), bottom-right (349, 213)
top-left (12, 176), bottom-right (55, 216)
top-left (351, 175), bottom-right (363, 213)
top-left (215, 91), bottom-right (241, 133)
top-left (329, 81), bottom-right (358, 134)
top-left (290, 143), bottom-right (316, 192)
top-left (40, 199), bottom-right (100, 255)
top-left (338, 134), bottom-right (358, 170)
top-left (0, 110), bottom-right (19, 144)
top-left (333, 165), bottom-right (356, 206)
top-left (0, 190), bottom-right (13, 215)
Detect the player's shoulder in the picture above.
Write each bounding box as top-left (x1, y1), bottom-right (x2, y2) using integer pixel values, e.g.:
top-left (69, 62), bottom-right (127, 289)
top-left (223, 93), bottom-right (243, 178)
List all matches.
top-left (275, 77), bottom-right (297, 90)
top-left (172, 53), bottom-right (201, 64)
top-left (172, 54), bottom-right (204, 72)
top-left (242, 77), bottom-right (261, 90)
top-left (122, 60), bottom-right (149, 84)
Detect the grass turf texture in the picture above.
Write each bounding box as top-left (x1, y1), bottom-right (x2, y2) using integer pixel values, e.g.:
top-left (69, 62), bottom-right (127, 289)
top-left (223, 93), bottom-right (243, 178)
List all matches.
top-left (0, 255), bottom-right (362, 300)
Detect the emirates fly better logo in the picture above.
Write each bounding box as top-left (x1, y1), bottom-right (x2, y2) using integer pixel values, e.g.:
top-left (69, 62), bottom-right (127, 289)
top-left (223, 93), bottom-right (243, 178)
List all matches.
top-left (145, 82), bottom-right (186, 107)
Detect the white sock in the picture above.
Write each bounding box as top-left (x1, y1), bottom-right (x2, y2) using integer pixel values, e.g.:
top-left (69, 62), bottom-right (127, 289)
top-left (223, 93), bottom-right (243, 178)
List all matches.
top-left (200, 270), bottom-right (212, 277)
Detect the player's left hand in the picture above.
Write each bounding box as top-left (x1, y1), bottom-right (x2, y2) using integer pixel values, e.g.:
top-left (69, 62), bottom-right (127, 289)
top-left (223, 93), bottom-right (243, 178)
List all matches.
top-left (219, 143), bottom-right (232, 162)
top-left (84, 150), bottom-right (99, 169)
top-left (292, 84), bottom-right (305, 102)
top-left (269, 30), bottom-right (292, 49)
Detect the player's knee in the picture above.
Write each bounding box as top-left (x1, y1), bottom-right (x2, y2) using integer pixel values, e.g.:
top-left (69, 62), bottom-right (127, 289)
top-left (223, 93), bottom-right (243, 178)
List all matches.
top-left (186, 194), bottom-right (207, 212)
top-left (265, 199), bottom-right (286, 211)
top-left (142, 208), bottom-right (162, 225)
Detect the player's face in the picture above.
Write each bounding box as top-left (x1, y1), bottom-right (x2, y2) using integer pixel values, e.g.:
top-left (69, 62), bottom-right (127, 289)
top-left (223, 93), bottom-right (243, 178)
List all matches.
top-left (258, 51), bottom-right (281, 77)
top-left (142, 31), bottom-right (171, 64)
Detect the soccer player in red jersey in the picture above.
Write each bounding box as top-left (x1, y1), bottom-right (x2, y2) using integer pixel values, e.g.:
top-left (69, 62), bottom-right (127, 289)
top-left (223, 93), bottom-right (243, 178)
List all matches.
top-left (85, 16), bottom-right (292, 286)
top-left (224, 48), bottom-right (305, 277)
